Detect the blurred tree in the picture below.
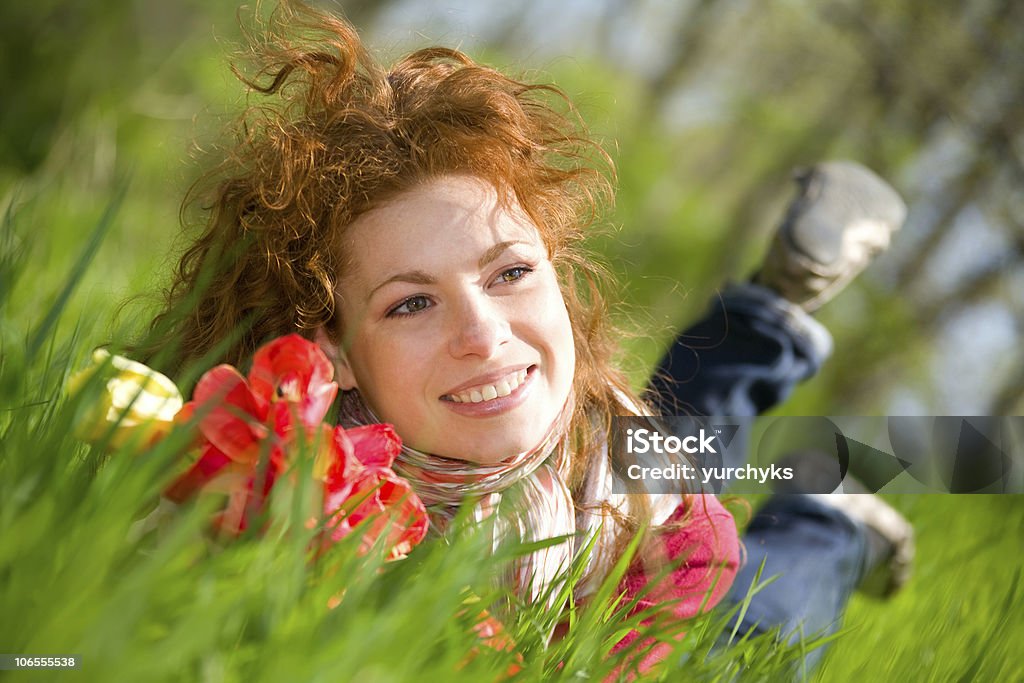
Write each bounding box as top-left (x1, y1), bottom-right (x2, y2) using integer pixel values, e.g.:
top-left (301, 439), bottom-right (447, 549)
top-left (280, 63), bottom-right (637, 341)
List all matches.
top-left (0, 1), bottom-right (141, 172)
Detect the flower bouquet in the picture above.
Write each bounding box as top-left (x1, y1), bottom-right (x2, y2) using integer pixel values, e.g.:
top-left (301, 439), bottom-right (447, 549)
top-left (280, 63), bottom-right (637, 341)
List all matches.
top-left (70, 334), bottom-right (428, 561)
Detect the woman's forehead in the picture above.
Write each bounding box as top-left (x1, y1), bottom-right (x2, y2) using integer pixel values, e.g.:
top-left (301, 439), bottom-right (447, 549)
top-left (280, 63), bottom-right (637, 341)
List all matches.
top-left (340, 176), bottom-right (545, 274)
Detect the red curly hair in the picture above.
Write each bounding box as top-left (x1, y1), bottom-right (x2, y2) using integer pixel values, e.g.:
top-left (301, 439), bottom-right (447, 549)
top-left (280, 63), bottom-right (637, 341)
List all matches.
top-left (147, 2), bottom-right (662, 506)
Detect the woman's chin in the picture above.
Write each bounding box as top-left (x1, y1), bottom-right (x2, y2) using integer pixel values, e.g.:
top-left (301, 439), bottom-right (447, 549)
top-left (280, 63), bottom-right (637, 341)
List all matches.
top-left (431, 438), bottom-right (545, 465)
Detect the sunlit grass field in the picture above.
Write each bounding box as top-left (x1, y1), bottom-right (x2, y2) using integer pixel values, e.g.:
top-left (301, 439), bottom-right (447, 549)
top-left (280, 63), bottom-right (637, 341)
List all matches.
top-left (2, 161), bottom-right (1021, 683)
top-left (2, 12), bottom-right (1022, 678)
top-left (0, 191), bottom-right (811, 682)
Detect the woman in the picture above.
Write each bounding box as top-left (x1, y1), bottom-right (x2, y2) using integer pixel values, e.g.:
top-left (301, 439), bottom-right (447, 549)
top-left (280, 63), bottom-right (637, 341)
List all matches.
top-left (148, 1), bottom-right (911, 673)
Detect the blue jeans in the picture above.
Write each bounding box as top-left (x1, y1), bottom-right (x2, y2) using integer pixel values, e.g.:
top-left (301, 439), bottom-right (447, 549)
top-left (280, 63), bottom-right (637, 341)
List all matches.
top-left (648, 283), bottom-right (868, 669)
top-left (725, 495), bottom-right (869, 671)
top-left (648, 282), bottom-right (833, 435)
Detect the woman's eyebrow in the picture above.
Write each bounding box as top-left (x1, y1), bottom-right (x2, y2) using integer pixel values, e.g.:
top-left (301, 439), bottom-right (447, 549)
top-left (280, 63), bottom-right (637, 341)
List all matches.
top-left (478, 240), bottom-right (524, 268)
top-left (368, 270), bottom-right (436, 300)
top-left (367, 240), bottom-right (527, 301)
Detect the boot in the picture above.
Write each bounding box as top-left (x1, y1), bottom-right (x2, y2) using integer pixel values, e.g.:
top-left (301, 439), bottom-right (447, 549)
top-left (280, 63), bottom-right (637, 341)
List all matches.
top-left (757, 161), bottom-right (907, 311)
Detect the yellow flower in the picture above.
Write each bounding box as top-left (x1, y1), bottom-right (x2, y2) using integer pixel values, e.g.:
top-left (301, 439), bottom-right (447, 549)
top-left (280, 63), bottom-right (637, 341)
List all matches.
top-left (69, 349), bottom-right (184, 450)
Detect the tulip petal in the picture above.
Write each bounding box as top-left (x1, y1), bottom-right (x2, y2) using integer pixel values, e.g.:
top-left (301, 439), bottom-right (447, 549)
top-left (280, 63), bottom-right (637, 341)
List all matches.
top-left (346, 424), bottom-right (403, 469)
top-left (300, 381), bottom-right (339, 432)
top-left (324, 426), bottom-right (360, 489)
top-left (323, 468), bottom-right (428, 561)
top-left (193, 365), bottom-right (268, 463)
top-left (249, 334), bottom-right (338, 428)
top-left (69, 349), bottom-right (184, 451)
top-left (164, 444), bottom-right (233, 502)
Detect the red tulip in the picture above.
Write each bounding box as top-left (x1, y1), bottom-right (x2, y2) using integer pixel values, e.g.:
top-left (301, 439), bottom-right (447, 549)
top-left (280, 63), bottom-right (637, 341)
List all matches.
top-left (322, 424), bottom-right (428, 561)
top-left (164, 440), bottom-right (283, 535)
top-left (165, 335), bottom-right (337, 529)
top-left (249, 333), bottom-right (337, 432)
top-left (189, 335), bottom-right (339, 465)
top-left (163, 335), bottom-right (428, 557)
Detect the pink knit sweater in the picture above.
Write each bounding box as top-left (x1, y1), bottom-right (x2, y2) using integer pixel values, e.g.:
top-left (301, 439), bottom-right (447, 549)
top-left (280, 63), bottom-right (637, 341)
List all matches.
top-left (609, 494), bottom-right (740, 675)
top-left (483, 495), bottom-right (738, 679)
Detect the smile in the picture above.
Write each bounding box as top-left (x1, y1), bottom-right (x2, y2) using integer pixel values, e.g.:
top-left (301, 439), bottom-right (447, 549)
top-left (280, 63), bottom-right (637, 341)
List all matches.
top-left (444, 368), bottom-right (529, 404)
top-left (440, 366), bottom-right (537, 418)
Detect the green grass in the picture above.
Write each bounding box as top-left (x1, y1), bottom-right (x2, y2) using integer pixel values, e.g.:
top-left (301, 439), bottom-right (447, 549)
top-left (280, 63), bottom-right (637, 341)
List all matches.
top-left (0, 192), bottom-right (794, 682)
top-left (815, 495), bottom-right (1024, 681)
top-left (1, 189), bottom-right (1022, 683)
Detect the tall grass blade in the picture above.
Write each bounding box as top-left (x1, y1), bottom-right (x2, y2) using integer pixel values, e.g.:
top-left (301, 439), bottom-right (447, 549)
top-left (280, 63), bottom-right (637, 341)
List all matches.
top-left (26, 178), bottom-right (128, 356)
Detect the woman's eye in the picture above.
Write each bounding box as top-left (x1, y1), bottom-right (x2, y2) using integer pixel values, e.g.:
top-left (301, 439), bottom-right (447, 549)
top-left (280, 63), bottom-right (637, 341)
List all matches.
top-left (496, 266), bottom-right (533, 284)
top-left (387, 295), bottom-right (432, 317)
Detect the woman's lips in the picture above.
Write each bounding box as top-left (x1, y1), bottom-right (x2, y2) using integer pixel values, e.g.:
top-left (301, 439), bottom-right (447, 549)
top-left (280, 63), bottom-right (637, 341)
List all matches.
top-left (444, 368), bottom-right (529, 404)
top-left (440, 366), bottom-right (536, 416)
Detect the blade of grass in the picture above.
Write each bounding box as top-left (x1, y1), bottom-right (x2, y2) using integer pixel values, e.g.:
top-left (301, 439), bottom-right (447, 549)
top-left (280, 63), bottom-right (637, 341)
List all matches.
top-left (27, 177), bottom-right (128, 357)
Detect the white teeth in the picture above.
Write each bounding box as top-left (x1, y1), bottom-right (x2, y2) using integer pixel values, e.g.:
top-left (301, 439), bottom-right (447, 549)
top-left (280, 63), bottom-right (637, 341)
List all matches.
top-left (448, 368), bottom-right (530, 404)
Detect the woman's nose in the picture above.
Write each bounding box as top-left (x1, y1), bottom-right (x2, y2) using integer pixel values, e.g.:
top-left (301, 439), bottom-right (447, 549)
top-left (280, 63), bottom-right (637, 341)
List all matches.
top-left (447, 295), bottom-right (510, 359)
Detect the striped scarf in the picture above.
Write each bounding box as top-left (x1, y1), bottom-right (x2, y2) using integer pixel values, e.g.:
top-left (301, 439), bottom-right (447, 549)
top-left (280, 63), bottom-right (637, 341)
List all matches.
top-left (337, 389), bottom-right (684, 605)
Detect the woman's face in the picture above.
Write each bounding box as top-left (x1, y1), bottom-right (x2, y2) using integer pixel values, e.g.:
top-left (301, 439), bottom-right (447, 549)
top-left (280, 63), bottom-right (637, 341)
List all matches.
top-left (329, 175), bottom-right (576, 464)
